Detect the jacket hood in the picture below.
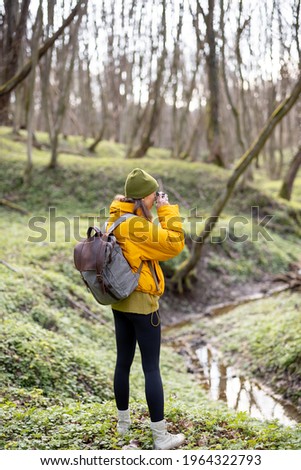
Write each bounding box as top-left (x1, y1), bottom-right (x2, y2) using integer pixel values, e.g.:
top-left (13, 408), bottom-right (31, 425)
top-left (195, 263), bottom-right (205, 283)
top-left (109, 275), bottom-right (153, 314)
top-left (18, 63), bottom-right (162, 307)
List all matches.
top-left (110, 199), bottom-right (135, 220)
top-left (109, 199), bottom-right (143, 220)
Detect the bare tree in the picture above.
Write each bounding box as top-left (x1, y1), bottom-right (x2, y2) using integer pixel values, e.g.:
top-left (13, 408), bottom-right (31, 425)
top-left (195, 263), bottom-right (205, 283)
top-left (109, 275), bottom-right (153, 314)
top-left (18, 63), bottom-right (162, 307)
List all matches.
top-left (192, 0), bottom-right (226, 167)
top-left (279, 99), bottom-right (301, 199)
top-left (170, 1), bottom-right (184, 158)
top-left (169, 2), bottom-right (203, 160)
top-left (0, 0), bottom-right (30, 124)
top-left (279, 147), bottom-right (301, 200)
top-left (235, 0), bottom-right (252, 150)
top-left (182, 105), bottom-right (204, 160)
top-left (220, 0), bottom-right (246, 155)
top-left (87, 1), bottom-right (109, 152)
top-left (38, 0), bottom-right (56, 150)
top-left (88, 0), bottom-right (137, 152)
top-left (171, 74), bottom-right (301, 293)
top-left (125, 1), bottom-right (154, 158)
top-left (129, 0), bottom-right (167, 159)
top-left (24, 1), bottom-right (43, 184)
top-left (47, 4), bottom-right (86, 169)
top-left (294, 0), bottom-right (301, 67)
top-left (76, 12), bottom-right (96, 139)
top-left (274, 2), bottom-right (288, 178)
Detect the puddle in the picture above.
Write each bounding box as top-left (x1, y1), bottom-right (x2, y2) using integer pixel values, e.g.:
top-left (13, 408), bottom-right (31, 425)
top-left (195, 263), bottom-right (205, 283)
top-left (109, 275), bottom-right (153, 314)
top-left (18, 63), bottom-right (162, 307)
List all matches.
top-left (196, 345), bottom-right (301, 426)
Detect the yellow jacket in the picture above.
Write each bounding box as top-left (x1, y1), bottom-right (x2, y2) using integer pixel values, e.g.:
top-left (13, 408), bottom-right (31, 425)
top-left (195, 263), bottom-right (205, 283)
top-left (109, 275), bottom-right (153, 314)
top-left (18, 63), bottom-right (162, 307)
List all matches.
top-left (107, 199), bottom-right (185, 297)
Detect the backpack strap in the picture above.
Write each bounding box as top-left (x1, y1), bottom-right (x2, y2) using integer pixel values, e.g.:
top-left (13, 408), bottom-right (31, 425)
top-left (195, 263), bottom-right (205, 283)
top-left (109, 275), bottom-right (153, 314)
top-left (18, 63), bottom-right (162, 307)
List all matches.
top-left (106, 213), bottom-right (144, 276)
top-left (87, 226), bottom-right (102, 237)
top-left (106, 213), bottom-right (136, 233)
top-left (147, 261), bottom-right (160, 292)
top-left (105, 213), bottom-right (159, 289)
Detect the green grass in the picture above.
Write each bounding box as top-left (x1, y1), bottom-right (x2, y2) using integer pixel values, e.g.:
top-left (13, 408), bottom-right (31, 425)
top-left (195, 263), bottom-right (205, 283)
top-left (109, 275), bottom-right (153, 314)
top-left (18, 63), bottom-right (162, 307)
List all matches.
top-left (205, 221), bottom-right (300, 281)
top-left (3, 257), bottom-right (299, 450)
top-left (0, 127), bottom-right (301, 449)
top-left (0, 127), bottom-right (229, 214)
top-left (3, 126), bottom-right (300, 217)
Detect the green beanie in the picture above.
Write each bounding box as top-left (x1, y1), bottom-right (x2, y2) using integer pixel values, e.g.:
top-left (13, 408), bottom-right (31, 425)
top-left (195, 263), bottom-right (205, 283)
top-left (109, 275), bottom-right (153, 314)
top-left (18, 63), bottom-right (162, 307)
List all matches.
top-left (124, 168), bottom-right (159, 199)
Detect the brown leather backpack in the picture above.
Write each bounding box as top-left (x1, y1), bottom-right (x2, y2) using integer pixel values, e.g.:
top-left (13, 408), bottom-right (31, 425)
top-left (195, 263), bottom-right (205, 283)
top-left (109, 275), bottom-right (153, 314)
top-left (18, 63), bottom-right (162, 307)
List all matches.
top-left (74, 214), bottom-right (143, 305)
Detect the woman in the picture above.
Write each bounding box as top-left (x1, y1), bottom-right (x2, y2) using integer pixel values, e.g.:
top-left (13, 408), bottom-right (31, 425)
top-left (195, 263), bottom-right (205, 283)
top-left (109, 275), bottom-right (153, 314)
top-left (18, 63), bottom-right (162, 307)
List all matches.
top-left (107, 168), bottom-right (185, 450)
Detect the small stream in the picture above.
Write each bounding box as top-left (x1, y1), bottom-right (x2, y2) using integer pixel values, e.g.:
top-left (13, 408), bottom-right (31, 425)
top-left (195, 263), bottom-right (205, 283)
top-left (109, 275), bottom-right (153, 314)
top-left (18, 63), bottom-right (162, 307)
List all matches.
top-left (166, 286), bottom-right (301, 426)
top-left (196, 344), bottom-right (301, 426)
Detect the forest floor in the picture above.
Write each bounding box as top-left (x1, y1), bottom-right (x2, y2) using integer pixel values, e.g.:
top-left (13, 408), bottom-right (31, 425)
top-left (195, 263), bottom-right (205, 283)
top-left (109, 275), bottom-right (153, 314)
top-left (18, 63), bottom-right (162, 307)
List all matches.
top-left (1, 127), bottom-right (301, 450)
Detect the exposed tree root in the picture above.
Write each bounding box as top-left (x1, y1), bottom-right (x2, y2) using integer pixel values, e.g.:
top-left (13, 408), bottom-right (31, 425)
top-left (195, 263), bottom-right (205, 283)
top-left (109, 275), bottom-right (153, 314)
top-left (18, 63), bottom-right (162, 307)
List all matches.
top-left (0, 198), bottom-right (29, 214)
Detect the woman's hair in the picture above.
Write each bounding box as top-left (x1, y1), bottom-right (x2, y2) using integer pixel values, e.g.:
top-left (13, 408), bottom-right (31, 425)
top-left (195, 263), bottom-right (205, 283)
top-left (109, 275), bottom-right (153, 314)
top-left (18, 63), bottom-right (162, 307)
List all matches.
top-left (115, 195), bottom-right (153, 221)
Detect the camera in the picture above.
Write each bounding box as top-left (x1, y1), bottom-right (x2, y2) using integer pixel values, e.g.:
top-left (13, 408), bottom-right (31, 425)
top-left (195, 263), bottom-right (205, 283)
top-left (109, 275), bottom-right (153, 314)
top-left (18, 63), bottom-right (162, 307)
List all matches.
top-left (155, 191), bottom-right (168, 204)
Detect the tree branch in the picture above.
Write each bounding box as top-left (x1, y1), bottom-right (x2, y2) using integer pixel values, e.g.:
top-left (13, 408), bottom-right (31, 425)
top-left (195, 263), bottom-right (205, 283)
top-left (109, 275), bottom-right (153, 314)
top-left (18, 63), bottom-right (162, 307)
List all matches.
top-left (0, 0), bottom-right (85, 97)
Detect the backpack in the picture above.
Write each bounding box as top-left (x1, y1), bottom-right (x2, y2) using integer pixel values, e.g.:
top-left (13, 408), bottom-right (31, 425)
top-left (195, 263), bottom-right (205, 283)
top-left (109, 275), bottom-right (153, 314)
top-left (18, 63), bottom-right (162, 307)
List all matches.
top-left (74, 213), bottom-right (143, 305)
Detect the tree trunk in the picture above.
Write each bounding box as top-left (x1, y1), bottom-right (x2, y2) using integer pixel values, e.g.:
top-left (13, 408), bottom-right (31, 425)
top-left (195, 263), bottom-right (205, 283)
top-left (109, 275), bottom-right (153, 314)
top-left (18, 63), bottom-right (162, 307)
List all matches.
top-left (182, 107), bottom-right (204, 160)
top-left (130, 0), bottom-right (167, 159)
top-left (175, 35), bottom-right (201, 159)
top-left (24, 1), bottom-right (43, 185)
top-left (194, 0), bottom-right (225, 167)
top-left (87, 70), bottom-right (109, 152)
top-left (294, 0), bottom-right (301, 69)
top-left (278, 147), bottom-right (301, 200)
top-left (0, 0), bottom-right (30, 124)
top-left (88, 124), bottom-right (107, 153)
top-left (48, 18), bottom-right (80, 169)
top-left (275, 120), bottom-right (284, 179)
top-left (125, 102), bottom-right (149, 159)
top-left (234, 0), bottom-right (253, 187)
top-left (170, 2), bottom-right (184, 159)
top-left (267, 82), bottom-right (277, 179)
top-left (220, 0), bottom-right (246, 155)
top-left (13, 63), bottom-right (26, 134)
top-left (49, 133), bottom-right (59, 169)
top-left (124, 4), bottom-right (147, 158)
top-left (87, 6), bottom-right (114, 152)
top-left (171, 74), bottom-right (301, 293)
top-left (205, 0), bottom-right (225, 167)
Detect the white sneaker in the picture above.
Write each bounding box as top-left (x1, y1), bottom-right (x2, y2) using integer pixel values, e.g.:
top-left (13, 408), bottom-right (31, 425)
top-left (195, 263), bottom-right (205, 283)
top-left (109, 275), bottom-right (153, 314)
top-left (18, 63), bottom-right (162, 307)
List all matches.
top-left (117, 409), bottom-right (131, 435)
top-left (150, 419), bottom-right (185, 450)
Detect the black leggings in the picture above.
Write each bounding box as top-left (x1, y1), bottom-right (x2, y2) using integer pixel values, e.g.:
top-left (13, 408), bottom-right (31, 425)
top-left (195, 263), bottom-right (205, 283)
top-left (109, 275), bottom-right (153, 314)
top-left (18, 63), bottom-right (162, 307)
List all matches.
top-left (112, 309), bottom-right (164, 422)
